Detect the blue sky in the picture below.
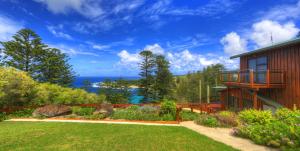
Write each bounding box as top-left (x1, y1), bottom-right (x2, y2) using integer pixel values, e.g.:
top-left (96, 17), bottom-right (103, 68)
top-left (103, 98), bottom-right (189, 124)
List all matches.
top-left (0, 0), bottom-right (300, 77)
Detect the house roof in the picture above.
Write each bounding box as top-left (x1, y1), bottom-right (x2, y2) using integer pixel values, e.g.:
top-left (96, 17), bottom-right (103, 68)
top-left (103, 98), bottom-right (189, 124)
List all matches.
top-left (230, 37), bottom-right (300, 59)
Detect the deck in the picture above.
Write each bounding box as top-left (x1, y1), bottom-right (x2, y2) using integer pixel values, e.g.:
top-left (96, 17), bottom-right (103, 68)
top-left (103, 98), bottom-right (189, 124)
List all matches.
top-left (221, 69), bottom-right (286, 89)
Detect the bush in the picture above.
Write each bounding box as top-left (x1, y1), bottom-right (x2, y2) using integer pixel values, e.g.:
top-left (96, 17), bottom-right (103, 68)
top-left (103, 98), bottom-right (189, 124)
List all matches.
top-left (195, 114), bottom-right (219, 127)
top-left (35, 83), bottom-right (106, 105)
top-left (0, 112), bottom-right (7, 122)
top-left (180, 110), bottom-right (200, 121)
top-left (0, 67), bottom-right (37, 107)
top-left (235, 108), bottom-right (300, 149)
top-left (238, 109), bottom-right (274, 125)
top-left (8, 108), bottom-right (34, 118)
top-left (275, 108), bottom-right (300, 125)
top-left (160, 100), bottom-right (176, 117)
top-left (111, 105), bottom-right (175, 121)
top-left (214, 111), bottom-right (238, 127)
top-left (72, 107), bottom-right (95, 116)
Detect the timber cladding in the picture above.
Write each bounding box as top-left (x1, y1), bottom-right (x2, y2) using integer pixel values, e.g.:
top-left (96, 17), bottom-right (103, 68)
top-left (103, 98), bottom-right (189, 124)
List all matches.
top-left (240, 43), bottom-right (300, 108)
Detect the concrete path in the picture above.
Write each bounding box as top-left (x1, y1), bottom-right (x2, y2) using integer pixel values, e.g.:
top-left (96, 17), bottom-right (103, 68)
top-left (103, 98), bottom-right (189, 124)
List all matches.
top-left (7, 118), bottom-right (180, 126)
top-left (180, 121), bottom-right (277, 151)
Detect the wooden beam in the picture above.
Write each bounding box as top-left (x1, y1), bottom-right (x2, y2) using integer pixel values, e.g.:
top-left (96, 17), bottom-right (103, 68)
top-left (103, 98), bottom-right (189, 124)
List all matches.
top-left (253, 91), bottom-right (258, 109)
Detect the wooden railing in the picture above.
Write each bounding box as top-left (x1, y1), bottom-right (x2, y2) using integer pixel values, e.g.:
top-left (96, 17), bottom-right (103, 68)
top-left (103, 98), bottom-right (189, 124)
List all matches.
top-left (221, 69), bottom-right (285, 88)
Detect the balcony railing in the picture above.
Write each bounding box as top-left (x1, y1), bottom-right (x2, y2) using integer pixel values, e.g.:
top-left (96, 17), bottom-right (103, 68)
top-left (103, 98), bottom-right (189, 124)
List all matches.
top-left (221, 69), bottom-right (285, 88)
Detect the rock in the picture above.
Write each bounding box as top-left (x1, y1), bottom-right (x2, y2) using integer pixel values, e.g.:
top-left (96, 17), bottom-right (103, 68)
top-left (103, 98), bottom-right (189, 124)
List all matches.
top-left (33, 105), bottom-right (71, 118)
top-left (93, 103), bottom-right (113, 116)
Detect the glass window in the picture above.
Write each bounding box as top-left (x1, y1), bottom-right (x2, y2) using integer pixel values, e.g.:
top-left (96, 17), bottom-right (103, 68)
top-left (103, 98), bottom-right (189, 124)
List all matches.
top-left (257, 57), bottom-right (267, 65)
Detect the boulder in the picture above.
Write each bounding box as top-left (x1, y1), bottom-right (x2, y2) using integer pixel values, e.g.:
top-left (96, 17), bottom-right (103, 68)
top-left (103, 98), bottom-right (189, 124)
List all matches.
top-left (93, 103), bottom-right (113, 116)
top-left (33, 105), bottom-right (71, 117)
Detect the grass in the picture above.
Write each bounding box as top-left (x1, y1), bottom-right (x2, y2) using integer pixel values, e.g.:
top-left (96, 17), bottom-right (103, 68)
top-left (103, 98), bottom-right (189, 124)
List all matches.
top-left (0, 122), bottom-right (237, 151)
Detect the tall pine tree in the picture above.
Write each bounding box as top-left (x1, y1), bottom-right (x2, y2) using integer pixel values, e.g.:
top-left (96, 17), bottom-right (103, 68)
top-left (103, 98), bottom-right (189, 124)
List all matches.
top-left (0, 28), bottom-right (45, 77)
top-left (154, 55), bottom-right (173, 100)
top-left (38, 48), bottom-right (75, 87)
top-left (1, 28), bottom-right (75, 86)
top-left (139, 50), bottom-right (155, 102)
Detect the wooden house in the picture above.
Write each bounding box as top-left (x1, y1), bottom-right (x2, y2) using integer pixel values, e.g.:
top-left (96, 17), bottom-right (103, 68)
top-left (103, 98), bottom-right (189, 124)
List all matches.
top-left (220, 38), bottom-right (300, 110)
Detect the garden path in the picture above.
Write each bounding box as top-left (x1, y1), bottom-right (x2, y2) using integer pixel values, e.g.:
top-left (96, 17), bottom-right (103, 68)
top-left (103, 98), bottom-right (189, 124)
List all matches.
top-left (180, 121), bottom-right (277, 151)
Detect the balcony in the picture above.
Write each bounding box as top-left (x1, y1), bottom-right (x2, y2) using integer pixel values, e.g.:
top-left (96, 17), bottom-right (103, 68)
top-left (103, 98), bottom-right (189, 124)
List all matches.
top-left (221, 69), bottom-right (286, 89)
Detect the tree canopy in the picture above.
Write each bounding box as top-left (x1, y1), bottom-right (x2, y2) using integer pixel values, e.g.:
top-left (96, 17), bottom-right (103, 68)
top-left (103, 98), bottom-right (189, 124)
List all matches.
top-left (0, 28), bottom-right (74, 87)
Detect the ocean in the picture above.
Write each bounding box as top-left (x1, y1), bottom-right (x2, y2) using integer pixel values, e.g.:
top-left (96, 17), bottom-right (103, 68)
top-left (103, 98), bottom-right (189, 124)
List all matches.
top-left (72, 77), bottom-right (143, 104)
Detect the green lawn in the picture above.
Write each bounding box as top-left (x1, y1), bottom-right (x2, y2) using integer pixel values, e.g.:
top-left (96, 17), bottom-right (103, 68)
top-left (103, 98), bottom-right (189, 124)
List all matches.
top-left (0, 122), bottom-right (237, 151)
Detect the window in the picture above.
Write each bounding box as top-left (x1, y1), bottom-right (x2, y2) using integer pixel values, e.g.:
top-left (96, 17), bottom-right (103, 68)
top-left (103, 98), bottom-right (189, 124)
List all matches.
top-left (248, 56), bottom-right (268, 83)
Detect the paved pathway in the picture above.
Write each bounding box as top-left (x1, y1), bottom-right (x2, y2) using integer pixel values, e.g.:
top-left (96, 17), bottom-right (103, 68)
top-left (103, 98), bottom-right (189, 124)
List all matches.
top-left (7, 118), bottom-right (180, 126)
top-left (180, 121), bottom-right (277, 151)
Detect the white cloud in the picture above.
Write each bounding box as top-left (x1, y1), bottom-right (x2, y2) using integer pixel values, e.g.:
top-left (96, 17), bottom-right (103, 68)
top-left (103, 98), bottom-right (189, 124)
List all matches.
top-left (47, 25), bottom-right (73, 40)
top-left (50, 44), bottom-right (99, 57)
top-left (92, 44), bottom-right (110, 50)
top-left (221, 32), bottom-right (247, 56)
top-left (34, 0), bottom-right (104, 19)
top-left (117, 50), bottom-right (141, 69)
top-left (261, 0), bottom-right (300, 21)
top-left (251, 20), bottom-right (300, 47)
top-left (0, 15), bottom-right (22, 41)
top-left (144, 0), bottom-right (241, 17)
top-left (116, 44), bottom-right (238, 73)
top-left (144, 43), bottom-right (164, 55)
top-left (113, 0), bottom-right (144, 14)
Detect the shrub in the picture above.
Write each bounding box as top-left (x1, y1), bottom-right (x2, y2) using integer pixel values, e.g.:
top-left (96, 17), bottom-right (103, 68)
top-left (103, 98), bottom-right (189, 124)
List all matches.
top-left (111, 108), bottom-right (161, 121)
top-left (8, 108), bottom-right (34, 118)
top-left (238, 109), bottom-right (274, 125)
top-left (161, 113), bottom-right (175, 121)
top-left (180, 110), bottom-right (200, 121)
top-left (160, 100), bottom-right (176, 116)
top-left (72, 107), bottom-right (95, 116)
top-left (235, 108), bottom-right (300, 149)
top-left (214, 111), bottom-right (238, 127)
top-left (195, 114), bottom-right (219, 127)
top-left (0, 67), bottom-right (37, 107)
top-left (0, 112), bottom-right (7, 122)
top-left (275, 108), bottom-right (300, 125)
top-left (35, 83), bottom-right (106, 105)
top-left (139, 106), bottom-right (159, 114)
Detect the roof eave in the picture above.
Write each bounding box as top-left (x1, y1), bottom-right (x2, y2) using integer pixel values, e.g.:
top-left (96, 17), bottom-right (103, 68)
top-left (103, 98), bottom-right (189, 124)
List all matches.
top-left (230, 37), bottom-right (300, 59)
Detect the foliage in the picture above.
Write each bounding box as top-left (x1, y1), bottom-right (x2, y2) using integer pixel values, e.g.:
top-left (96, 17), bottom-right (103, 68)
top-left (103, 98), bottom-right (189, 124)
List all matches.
top-left (195, 114), bottom-right (219, 127)
top-left (159, 100), bottom-right (176, 117)
top-left (0, 28), bottom-right (74, 86)
top-left (112, 105), bottom-right (175, 121)
top-left (173, 64), bottom-right (224, 103)
top-left (238, 109), bottom-right (274, 125)
top-left (99, 79), bottom-right (131, 104)
top-left (153, 55), bottom-right (173, 100)
top-left (0, 112), bottom-right (7, 122)
top-left (179, 110), bottom-right (200, 121)
top-left (275, 108), bottom-right (300, 125)
top-left (235, 108), bottom-right (300, 149)
top-left (34, 82), bottom-right (105, 105)
top-left (37, 48), bottom-right (75, 87)
top-left (81, 80), bottom-right (92, 92)
top-left (139, 50), bottom-right (155, 102)
top-left (0, 67), bottom-right (37, 107)
top-left (72, 107), bottom-right (95, 116)
top-left (214, 111), bottom-right (238, 127)
top-left (0, 28), bottom-right (45, 77)
top-left (8, 108), bottom-right (34, 118)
